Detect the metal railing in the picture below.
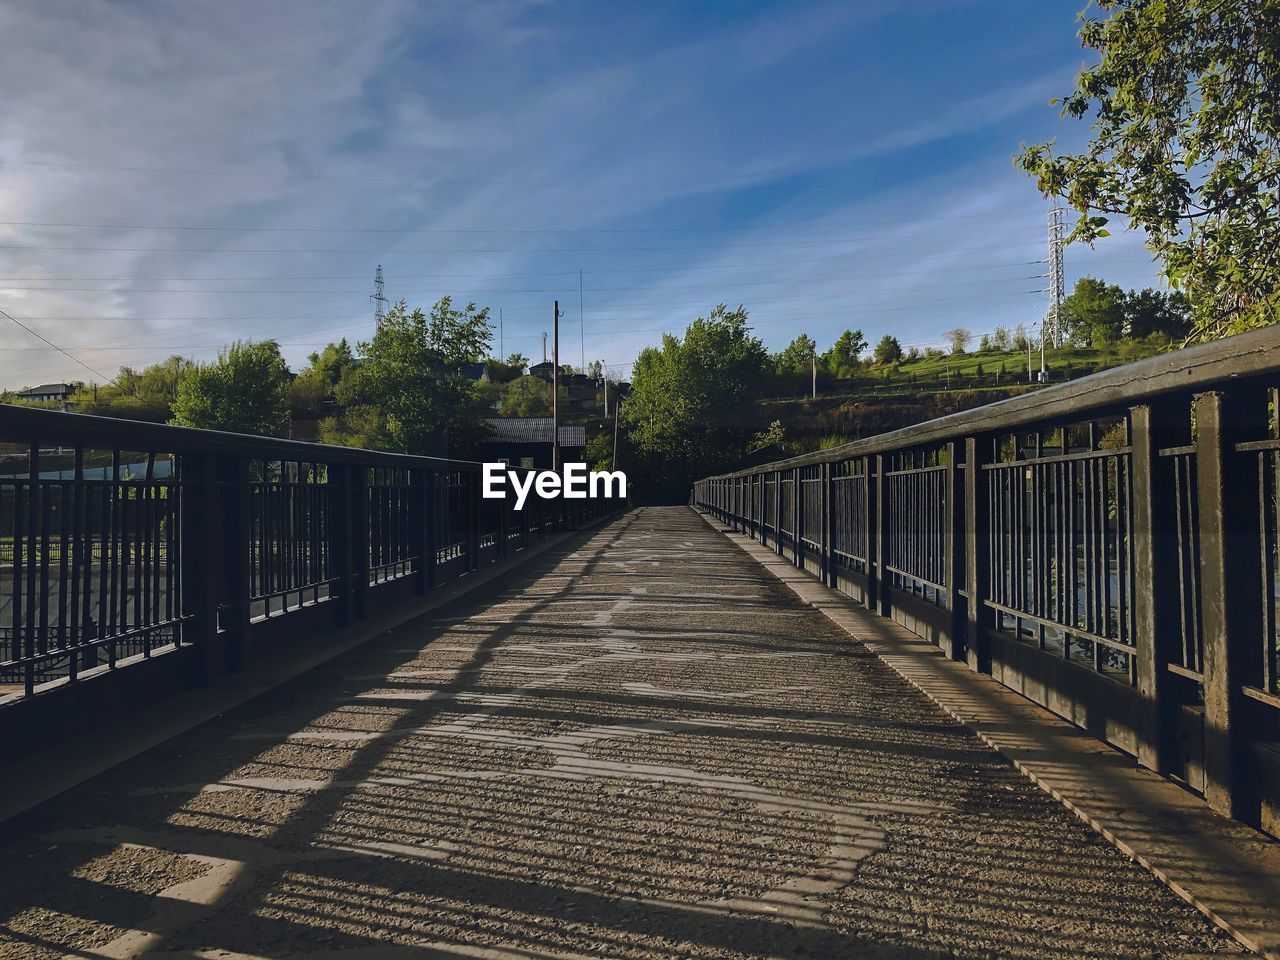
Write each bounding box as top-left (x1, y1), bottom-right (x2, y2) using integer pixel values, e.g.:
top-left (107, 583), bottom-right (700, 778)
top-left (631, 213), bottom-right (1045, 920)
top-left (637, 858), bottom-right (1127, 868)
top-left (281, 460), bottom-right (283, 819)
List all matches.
top-left (695, 325), bottom-right (1280, 836)
top-left (0, 405), bottom-right (614, 715)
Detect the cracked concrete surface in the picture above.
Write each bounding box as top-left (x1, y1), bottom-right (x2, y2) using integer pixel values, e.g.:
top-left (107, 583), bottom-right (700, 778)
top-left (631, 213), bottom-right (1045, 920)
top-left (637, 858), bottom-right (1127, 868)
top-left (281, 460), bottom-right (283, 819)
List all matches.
top-left (0, 507), bottom-right (1243, 958)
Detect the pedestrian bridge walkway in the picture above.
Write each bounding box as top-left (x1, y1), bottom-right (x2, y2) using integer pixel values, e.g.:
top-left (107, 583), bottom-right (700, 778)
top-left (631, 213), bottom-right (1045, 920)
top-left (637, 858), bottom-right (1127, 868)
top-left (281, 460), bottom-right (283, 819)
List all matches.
top-left (0, 508), bottom-right (1249, 959)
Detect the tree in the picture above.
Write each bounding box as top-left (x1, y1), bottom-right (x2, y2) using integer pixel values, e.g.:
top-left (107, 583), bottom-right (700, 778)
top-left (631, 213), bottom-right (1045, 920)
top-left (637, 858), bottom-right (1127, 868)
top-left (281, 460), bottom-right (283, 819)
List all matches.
top-left (774, 333), bottom-right (817, 375)
top-left (822, 329), bottom-right (867, 375)
top-left (586, 359), bottom-right (604, 381)
top-left (873, 334), bottom-right (904, 365)
top-left (1017, 0), bottom-right (1280, 339)
top-left (622, 304), bottom-right (770, 500)
top-left (978, 334), bottom-right (993, 352)
top-left (291, 339), bottom-right (357, 418)
top-left (944, 328), bottom-right (971, 354)
top-left (1061, 276), bottom-right (1126, 345)
top-left (1012, 324), bottom-right (1030, 352)
top-left (992, 326), bottom-right (1013, 351)
top-left (499, 375), bottom-right (565, 416)
top-left (1123, 288), bottom-right (1193, 340)
top-left (171, 340), bottom-right (290, 436)
top-left (74, 355), bottom-right (193, 422)
top-left (343, 298), bottom-right (493, 455)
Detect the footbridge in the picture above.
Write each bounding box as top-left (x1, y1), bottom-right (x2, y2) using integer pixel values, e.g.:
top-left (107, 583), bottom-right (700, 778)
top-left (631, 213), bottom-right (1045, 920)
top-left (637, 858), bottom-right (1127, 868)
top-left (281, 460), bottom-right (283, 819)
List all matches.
top-left (2, 327), bottom-right (1280, 959)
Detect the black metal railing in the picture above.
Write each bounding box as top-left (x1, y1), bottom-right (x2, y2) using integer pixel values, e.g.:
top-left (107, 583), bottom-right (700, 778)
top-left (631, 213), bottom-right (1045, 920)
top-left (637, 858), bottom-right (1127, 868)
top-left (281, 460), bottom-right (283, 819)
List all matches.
top-left (0, 406), bottom-right (614, 712)
top-left (695, 325), bottom-right (1280, 837)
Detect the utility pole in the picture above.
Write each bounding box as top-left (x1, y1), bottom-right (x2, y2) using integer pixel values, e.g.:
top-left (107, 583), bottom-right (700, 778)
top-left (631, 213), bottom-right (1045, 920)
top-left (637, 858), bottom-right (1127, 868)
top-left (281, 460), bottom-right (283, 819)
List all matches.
top-left (371, 264), bottom-right (389, 330)
top-left (1027, 330), bottom-right (1033, 383)
top-left (1040, 323), bottom-right (1047, 382)
top-left (811, 354), bottom-right (817, 400)
top-left (542, 331), bottom-right (548, 363)
top-left (579, 269), bottom-right (585, 372)
top-left (552, 301), bottom-right (561, 472)
top-left (499, 307), bottom-right (504, 359)
top-left (612, 401), bottom-right (622, 470)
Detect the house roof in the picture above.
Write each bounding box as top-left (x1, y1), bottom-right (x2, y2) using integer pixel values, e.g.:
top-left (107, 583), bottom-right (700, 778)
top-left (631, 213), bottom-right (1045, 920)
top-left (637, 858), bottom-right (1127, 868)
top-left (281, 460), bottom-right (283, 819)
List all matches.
top-left (485, 417), bottom-right (586, 447)
top-left (16, 383), bottom-right (73, 397)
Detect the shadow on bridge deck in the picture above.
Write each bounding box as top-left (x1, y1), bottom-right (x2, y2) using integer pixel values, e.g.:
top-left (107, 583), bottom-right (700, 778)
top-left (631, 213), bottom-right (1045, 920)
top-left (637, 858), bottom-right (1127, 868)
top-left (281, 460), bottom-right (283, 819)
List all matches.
top-left (0, 508), bottom-right (1241, 959)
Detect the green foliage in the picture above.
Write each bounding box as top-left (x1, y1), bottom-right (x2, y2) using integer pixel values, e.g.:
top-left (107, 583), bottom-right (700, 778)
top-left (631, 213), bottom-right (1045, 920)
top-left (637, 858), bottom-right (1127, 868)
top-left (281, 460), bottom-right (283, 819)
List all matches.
top-left (944, 328), bottom-right (971, 354)
top-left (72, 356), bottom-right (191, 422)
top-left (499, 375), bottom-right (566, 416)
top-left (873, 334), bottom-right (904, 365)
top-left (1124, 288), bottom-right (1193, 340)
top-left (342, 298), bottom-right (493, 455)
top-left (290, 339), bottom-right (357, 417)
top-left (584, 429), bottom-right (615, 472)
top-left (822, 329), bottom-right (867, 375)
top-left (748, 419), bottom-right (785, 453)
top-left (484, 356), bottom-right (526, 384)
top-left (171, 340), bottom-right (290, 436)
top-left (774, 333), bottom-right (818, 375)
top-left (1062, 276), bottom-right (1126, 346)
top-left (622, 304), bottom-right (771, 494)
top-left (1017, 0), bottom-right (1280, 338)
top-left (317, 405), bottom-right (390, 450)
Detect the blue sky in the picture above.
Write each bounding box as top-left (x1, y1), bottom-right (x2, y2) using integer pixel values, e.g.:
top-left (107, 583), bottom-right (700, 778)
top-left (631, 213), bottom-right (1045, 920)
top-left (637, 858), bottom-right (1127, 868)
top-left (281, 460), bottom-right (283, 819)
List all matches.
top-left (0, 0), bottom-right (1164, 388)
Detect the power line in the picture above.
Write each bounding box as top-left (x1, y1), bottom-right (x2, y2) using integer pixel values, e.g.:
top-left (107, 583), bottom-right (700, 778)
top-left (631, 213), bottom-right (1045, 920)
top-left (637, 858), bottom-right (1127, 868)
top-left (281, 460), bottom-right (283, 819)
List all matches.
top-left (5, 253), bottom-right (1038, 283)
top-left (0, 213), bottom-right (1032, 235)
top-left (0, 304), bottom-right (118, 384)
top-left (0, 266), bottom-right (1034, 296)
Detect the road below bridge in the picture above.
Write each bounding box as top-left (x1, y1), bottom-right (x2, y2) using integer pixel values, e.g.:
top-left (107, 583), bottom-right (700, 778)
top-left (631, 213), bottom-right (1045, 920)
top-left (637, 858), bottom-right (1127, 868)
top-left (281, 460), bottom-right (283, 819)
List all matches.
top-left (0, 507), bottom-right (1240, 959)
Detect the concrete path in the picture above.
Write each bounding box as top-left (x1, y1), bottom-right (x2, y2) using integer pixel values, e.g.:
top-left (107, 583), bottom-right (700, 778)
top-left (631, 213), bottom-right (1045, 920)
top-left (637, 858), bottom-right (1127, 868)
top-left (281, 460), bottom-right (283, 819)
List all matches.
top-left (0, 507), bottom-right (1243, 959)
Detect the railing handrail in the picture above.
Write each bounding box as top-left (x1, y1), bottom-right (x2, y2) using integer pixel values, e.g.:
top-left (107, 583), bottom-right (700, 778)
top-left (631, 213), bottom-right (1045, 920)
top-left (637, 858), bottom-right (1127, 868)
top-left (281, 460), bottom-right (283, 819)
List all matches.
top-left (0, 402), bottom-right (485, 470)
top-left (702, 324), bottom-right (1280, 479)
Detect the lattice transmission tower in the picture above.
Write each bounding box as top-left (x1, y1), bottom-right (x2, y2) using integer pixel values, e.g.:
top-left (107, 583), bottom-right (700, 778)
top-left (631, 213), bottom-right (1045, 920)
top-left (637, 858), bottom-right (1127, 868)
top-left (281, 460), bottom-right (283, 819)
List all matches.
top-left (1045, 202), bottom-right (1066, 348)
top-left (371, 264), bottom-right (389, 330)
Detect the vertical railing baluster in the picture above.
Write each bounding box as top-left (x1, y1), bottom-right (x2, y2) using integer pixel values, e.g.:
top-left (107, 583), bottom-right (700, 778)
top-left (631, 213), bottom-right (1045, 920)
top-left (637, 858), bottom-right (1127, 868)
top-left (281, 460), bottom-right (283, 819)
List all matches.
top-left (1195, 387), bottom-right (1268, 822)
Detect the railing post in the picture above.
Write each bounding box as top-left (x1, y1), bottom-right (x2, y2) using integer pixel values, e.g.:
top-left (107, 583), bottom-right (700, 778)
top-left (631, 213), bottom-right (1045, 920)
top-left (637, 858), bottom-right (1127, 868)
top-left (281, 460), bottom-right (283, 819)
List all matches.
top-left (792, 466), bottom-right (802, 567)
top-left (872, 454), bottom-right (888, 615)
top-left (822, 462), bottom-right (834, 587)
top-left (412, 467), bottom-right (431, 595)
top-left (964, 436), bottom-right (992, 673)
top-left (469, 470), bottom-right (481, 570)
top-left (945, 440), bottom-right (965, 661)
top-left (773, 470), bottom-right (782, 556)
top-left (352, 465), bottom-right (370, 620)
top-left (1194, 388), bottom-right (1267, 821)
top-left (329, 463), bottom-right (353, 626)
top-left (497, 483), bottom-right (508, 560)
top-left (220, 454), bottom-right (251, 672)
top-left (1130, 402), bottom-right (1183, 774)
top-left (180, 452), bottom-right (222, 684)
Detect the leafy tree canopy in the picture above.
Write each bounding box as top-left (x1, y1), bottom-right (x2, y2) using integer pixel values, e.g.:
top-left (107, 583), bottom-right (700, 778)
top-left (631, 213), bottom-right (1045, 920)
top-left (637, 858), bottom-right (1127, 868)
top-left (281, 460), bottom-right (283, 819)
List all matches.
top-left (499, 376), bottom-right (566, 416)
top-left (1017, 0), bottom-right (1280, 338)
top-left (823, 329), bottom-right (867, 375)
top-left (774, 334), bottom-right (817, 375)
top-left (944, 328), bottom-right (972, 354)
top-left (873, 334), bottom-right (904, 365)
top-left (344, 298), bottom-right (494, 455)
top-left (1061, 276), bottom-right (1126, 346)
top-left (171, 340), bottom-right (290, 436)
top-left (622, 304), bottom-right (770, 493)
